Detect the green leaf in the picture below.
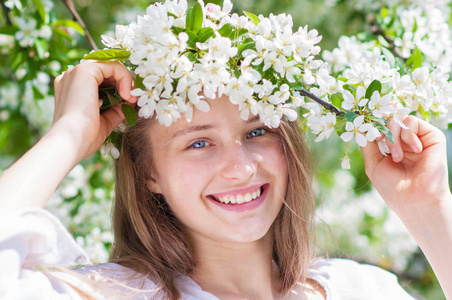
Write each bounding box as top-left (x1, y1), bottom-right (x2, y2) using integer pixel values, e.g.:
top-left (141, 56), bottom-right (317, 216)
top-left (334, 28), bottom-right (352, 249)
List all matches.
top-left (369, 116), bottom-right (388, 125)
top-left (197, 27), bottom-right (214, 43)
top-left (121, 104), bottom-right (137, 127)
top-left (186, 7), bottom-right (194, 30)
top-left (406, 47), bottom-right (422, 70)
top-left (417, 105), bottom-right (431, 122)
top-left (51, 19), bottom-right (85, 36)
top-left (184, 51), bottom-right (197, 62)
top-left (53, 27), bottom-right (73, 42)
top-left (192, 2), bottom-right (204, 33)
top-left (11, 51), bottom-right (25, 71)
top-left (0, 120), bottom-right (13, 150)
top-left (0, 26), bottom-right (18, 35)
top-left (386, 7), bottom-right (397, 29)
top-left (67, 48), bottom-right (89, 60)
top-left (334, 116), bottom-right (348, 137)
top-left (31, 0), bottom-right (47, 22)
top-left (381, 47), bottom-right (395, 67)
top-left (34, 39), bottom-right (48, 59)
top-left (244, 11), bottom-right (260, 25)
top-left (345, 112), bottom-right (358, 122)
top-left (186, 30), bottom-right (198, 49)
top-left (107, 91), bottom-right (122, 105)
top-left (381, 82), bottom-right (393, 95)
top-left (99, 87), bottom-right (122, 111)
top-left (343, 85), bottom-right (356, 94)
top-left (380, 7), bottom-right (389, 20)
top-left (186, 2), bottom-right (203, 32)
top-left (32, 86), bottom-right (44, 100)
top-left (330, 93), bottom-right (344, 110)
top-left (365, 80), bottom-right (382, 99)
top-left (237, 37), bottom-right (255, 55)
top-left (412, 47), bottom-right (423, 70)
top-left (229, 28), bottom-right (248, 40)
top-left (413, 18), bottom-right (418, 33)
top-left (218, 23), bottom-right (234, 37)
top-left (134, 75), bottom-right (145, 90)
top-left (373, 122), bottom-right (394, 143)
top-left (395, 57), bottom-right (406, 75)
top-left (84, 49), bottom-right (131, 61)
top-left (291, 80), bottom-right (303, 90)
top-left (171, 26), bottom-right (184, 35)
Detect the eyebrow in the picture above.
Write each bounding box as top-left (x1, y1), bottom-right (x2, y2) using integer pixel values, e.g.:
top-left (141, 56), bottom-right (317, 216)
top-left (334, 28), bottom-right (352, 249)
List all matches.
top-left (172, 115), bottom-right (261, 138)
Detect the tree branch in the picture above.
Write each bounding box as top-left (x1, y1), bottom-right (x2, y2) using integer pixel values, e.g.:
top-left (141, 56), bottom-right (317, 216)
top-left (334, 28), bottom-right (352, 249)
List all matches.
top-left (297, 89), bottom-right (344, 115)
top-left (1, 0), bottom-right (12, 26)
top-left (60, 0), bottom-right (98, 51)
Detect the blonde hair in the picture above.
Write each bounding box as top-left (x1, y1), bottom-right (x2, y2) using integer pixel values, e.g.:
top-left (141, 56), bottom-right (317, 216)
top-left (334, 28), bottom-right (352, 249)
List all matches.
top-left (110, 118), bottom-right (316, 299)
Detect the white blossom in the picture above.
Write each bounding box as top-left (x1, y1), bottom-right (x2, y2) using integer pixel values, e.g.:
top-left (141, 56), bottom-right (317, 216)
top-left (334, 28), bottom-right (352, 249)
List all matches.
top-left (100, 142), bottom-right (120, 159)
top-left (368, 91), bottom-right (395, 118)
top-left (341, 155), bottom-right (351, 169)
top-left (340, 115), bottom-right (375, 147)
top-left (342, 86), bottom-right (368, 110)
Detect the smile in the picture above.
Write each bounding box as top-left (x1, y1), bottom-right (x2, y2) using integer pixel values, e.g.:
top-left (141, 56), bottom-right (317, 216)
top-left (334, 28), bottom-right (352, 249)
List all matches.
top-left (207, 184), bottom-right (269, 212)
top-left (208, 185), bottom-right (265, 205)
top-left (216, 187), bottom-right (262, 204)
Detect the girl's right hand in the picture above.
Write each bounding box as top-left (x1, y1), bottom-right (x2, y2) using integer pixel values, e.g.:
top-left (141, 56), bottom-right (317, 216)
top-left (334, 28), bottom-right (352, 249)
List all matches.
top-left (53, 61), bottom-right (137, 161)
top-left (0, 61), bottom-right (137, 211)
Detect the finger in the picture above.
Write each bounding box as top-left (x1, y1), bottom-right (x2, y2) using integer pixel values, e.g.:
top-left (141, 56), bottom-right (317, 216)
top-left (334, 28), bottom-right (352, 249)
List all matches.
top-left (401, 116), bottom-right (422, 153)
top-left (80, 61), bottom-right (137, 103)
top-left (361, 140), bottom-right (385, 178)
top-left (387, 119), bottom-right (403, 162)
top-left (99, 104), bottom-right (124, 140)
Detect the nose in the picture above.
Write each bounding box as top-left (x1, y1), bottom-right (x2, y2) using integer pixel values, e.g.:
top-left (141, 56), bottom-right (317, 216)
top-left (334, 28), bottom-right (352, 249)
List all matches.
top-left (220, 140), bottom-right (257, 181)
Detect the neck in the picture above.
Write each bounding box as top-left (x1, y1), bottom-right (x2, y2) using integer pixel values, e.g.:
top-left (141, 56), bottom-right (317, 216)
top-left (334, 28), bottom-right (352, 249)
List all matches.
top-left (190, 230), bottom-right (281, 299)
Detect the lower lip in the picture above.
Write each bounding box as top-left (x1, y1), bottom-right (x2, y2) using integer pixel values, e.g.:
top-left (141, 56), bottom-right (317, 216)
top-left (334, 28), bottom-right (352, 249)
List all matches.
top-left (208, 184), bottom-right (269, 212)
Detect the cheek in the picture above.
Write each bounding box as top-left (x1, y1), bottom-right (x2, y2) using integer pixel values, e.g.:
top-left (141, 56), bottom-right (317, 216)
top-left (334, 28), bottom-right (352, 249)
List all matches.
top-left (155, 158), bottom-right (212, 209)
top-left (257, 142), bottom-right (288, 174)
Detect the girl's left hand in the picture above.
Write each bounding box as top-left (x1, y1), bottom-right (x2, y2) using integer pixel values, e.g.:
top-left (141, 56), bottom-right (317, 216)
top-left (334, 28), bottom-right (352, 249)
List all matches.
top-left (361, 116), bottom-right (451, 223)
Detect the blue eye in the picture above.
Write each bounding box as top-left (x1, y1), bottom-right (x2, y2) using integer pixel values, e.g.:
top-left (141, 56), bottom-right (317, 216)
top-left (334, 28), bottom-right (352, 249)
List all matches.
top-left (190, 140), bottom-right (210, 149)
top-left (248, 128), bottom-right (266, 138)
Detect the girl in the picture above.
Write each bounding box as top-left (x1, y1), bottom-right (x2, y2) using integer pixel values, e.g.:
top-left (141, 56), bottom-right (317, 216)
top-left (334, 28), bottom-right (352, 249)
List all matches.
top-left (0, 60), bottom-right (452, 299)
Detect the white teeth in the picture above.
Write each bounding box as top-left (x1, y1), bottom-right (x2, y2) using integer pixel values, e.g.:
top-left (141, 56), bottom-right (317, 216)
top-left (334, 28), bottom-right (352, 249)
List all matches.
top-left (244, 193), bottom-right (252, 202)
top-left (215, 187), bottom-right (262, 205)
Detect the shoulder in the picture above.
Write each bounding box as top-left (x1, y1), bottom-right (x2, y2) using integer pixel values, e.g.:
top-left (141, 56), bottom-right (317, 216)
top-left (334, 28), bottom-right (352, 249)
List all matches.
top-left (307, 257), bottom-right (416, 300)
top-left (76, 263), bottom-right (220, 299)
top-left (75, 262), bottom-right (157, 289)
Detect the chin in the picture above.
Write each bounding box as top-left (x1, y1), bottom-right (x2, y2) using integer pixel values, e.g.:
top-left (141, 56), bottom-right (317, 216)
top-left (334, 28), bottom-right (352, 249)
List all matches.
top-left (224, 221), bottom-right (274, 243)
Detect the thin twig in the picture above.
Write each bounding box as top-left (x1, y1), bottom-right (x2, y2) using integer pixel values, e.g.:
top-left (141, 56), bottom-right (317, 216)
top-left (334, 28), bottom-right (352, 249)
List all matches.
top-left (297, 89), bottom-right (344, 115)
top-left (1, 0), bottom-right (12, 25)
top-left (61, 0), bottom-right (98, 51)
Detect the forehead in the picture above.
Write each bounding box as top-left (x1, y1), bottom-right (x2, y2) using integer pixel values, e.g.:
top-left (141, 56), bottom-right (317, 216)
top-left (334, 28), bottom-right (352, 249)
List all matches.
top-left (150, 96), bottom-right (262, 138)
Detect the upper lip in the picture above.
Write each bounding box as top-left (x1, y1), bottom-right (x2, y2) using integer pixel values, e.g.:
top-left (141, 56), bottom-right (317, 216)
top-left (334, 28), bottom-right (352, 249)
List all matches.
top-left (208, 184), bottom-right (264, 199)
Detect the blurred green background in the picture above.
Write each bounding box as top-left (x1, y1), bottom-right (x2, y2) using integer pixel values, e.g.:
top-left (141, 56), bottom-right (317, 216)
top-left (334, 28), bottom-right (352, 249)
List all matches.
top-left (0, 0), bottom-right (448, 298)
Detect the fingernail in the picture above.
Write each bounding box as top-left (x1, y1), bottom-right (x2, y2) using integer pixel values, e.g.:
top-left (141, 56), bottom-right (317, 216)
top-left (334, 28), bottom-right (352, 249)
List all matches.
top-left (391, 148), bottom-right (400, 161)
top-left (410, 145), bottom-right (419, 153)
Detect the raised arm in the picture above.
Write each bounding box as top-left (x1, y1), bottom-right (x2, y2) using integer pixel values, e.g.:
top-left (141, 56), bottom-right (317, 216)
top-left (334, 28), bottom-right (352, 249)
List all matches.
top-left (0, 61), bottom-right (137, 213)
top-left (361, 116), bottom-right (452, 299)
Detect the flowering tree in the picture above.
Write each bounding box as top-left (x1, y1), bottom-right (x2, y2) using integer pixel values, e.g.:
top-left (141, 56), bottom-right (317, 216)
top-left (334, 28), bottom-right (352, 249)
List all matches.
top-left (0, 0), bottom-right (450, 297)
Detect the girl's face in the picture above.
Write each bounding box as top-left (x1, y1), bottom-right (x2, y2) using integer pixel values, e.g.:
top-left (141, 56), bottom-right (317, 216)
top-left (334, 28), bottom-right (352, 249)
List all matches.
top-left (148, 96), bottom-right (288, 245)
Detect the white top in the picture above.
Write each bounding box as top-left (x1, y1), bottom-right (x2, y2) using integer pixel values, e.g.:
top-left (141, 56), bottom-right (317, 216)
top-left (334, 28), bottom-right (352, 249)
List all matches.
top-left (0, 208), bottom-right (416, 299)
